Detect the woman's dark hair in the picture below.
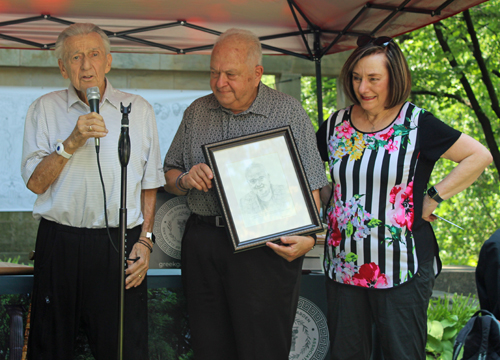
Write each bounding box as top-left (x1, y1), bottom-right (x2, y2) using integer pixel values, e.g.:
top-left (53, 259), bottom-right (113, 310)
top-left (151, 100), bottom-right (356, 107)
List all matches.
top-left (339, 38), bottom-right (412, 109)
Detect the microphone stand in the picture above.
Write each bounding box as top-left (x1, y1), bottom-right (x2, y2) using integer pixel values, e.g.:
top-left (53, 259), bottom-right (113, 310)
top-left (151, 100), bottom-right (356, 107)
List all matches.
top-left (117, 102), bottom-right (131, 360)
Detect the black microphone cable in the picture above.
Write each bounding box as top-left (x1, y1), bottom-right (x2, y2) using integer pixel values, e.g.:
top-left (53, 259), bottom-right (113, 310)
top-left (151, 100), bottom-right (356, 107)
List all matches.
top-left (96, 152), bottom-right (118, 254)
top-left (86, 87), bottom-right (118, 254)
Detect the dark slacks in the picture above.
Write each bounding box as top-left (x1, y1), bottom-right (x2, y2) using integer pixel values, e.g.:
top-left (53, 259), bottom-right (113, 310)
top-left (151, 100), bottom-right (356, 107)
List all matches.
top-left (182, 214), bottom-right (304, 360)
top-left (27, 218), bottom-right (148, 360)
top-left (326, 260), bottom-right (435, 360)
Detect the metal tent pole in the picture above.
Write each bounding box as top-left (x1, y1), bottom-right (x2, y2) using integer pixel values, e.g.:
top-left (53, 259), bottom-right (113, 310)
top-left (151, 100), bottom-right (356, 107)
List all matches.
top-left (314, 31), bottom-right (324, 127)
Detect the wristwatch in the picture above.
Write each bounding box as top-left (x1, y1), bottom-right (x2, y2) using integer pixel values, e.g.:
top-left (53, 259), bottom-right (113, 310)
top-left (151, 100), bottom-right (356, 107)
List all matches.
top-left (55, 141), bottom-right (72, 159)
top-left (427, 186), bottom-right (444, 204)
top-left (140, 231), bottom-right (156, 244)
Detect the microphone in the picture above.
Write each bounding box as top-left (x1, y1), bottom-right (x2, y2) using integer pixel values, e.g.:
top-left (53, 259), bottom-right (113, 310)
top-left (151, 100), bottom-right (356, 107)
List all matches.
top-left (86, 86), bottom-right (100, 152)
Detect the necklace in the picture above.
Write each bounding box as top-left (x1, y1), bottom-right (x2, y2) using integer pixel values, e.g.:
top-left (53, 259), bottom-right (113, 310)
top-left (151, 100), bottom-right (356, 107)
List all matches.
top-left (365, 117), bottom-right (382, 132)
top-left (359, 106), bottom-right (399, 132)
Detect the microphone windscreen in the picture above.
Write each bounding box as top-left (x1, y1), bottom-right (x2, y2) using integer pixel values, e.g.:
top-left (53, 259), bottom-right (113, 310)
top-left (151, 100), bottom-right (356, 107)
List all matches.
top-left (86, 87), bottom-right (100, 114)
top-left (87, 87), bottom-right (101, 149)
top-left (86, 86), bottom-right (100, 101)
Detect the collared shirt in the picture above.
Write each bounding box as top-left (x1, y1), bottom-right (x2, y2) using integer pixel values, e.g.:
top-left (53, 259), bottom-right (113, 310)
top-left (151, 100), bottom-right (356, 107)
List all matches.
top-left (164, 82), bottom-right (329, 216)
top-left (21, 80), bottom-right (165, 228)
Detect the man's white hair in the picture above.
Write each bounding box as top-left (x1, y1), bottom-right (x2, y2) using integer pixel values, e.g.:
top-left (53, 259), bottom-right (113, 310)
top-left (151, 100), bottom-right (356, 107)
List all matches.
top-left (214, 28), bottom-right (262, 66)
top-left (55, 23), bottom-right (110, 60)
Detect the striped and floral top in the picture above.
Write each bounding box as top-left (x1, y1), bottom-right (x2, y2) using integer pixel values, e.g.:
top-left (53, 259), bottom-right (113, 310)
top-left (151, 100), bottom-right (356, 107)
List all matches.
top-left (316, 102), bottom-right (461, 289)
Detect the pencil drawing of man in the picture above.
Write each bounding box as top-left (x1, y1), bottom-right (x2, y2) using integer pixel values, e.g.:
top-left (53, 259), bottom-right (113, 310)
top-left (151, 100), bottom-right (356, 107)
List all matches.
top-left (239, 161), bottom-right (295, 226)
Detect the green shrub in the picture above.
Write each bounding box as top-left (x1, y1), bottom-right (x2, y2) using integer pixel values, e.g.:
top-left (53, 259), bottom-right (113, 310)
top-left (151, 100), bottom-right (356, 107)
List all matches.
top-left (0, 256), bottom-right (21, 264)
top-left (426, 294), bottom-right (478, 360)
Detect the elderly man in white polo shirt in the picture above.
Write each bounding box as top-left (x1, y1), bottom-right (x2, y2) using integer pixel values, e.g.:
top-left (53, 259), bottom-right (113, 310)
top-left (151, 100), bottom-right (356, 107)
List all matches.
top-left (21, 23), bottom-right (164, 360)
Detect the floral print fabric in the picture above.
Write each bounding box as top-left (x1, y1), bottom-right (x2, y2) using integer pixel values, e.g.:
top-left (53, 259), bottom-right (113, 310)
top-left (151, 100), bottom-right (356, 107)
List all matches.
top-left (323, 103), bottom-right (422, 288)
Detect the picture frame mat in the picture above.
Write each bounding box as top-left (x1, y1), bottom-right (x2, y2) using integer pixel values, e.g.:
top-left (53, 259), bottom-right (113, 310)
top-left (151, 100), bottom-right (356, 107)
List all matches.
top-left (212, 135), bottom-right (312, 242)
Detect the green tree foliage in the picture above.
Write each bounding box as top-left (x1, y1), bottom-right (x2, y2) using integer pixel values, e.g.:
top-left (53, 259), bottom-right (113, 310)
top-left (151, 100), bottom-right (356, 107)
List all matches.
top-left (401, 0), bottom-right (500, 265)
top-left (261, 74), bottom-right (276, 90)
top-left (302, 0), bottom-right (500, 265)
top-left (301, 77), bottom-right (337, 131)
top-left (148, 288), bottom-right (193, 360)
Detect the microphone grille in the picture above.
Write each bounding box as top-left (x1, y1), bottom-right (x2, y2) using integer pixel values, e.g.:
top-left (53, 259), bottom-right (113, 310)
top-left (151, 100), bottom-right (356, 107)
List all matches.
top-left (86, 86), bottom-right (100, 101)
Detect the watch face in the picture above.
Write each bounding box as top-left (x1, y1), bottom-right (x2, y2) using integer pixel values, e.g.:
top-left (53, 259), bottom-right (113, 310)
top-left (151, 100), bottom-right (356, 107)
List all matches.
top-left (428, 187), bottom-right (438, 198)
top-left (56, 145), bottom-right (61, 152)
top-left (143, 232), bottom-right (156, 244)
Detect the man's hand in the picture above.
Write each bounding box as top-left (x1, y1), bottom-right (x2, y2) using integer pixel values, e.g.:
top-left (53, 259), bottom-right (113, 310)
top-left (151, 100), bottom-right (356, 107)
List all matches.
top-left (180, 163), bottom-right (213, 192)
top-left (125, 239), bottom-right (151, 289)
top-left (266, 235), bottom-right (315, 262)
top-left (65, 112), bottom-right (108, 152)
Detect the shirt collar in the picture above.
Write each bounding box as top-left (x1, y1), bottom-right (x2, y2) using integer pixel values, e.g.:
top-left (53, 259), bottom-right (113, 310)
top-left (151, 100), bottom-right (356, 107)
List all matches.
top-left (209, 82), bottom-right (270, 118)
top-left (67, 78), bottom-right (118, 111)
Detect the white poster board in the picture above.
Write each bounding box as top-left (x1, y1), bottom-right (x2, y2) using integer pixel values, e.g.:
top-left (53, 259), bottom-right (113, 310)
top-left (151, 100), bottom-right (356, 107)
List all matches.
top-left (0, 86), bottom-right (210, 211)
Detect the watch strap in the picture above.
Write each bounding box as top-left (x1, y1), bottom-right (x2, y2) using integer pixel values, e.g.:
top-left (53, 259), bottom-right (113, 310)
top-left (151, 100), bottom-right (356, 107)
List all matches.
top-left (55, 141), bottom-right (72, 159)
top-left (427, 186), bottom-right (444, 204)
top-left (140, 231), bottom-right (155, 244)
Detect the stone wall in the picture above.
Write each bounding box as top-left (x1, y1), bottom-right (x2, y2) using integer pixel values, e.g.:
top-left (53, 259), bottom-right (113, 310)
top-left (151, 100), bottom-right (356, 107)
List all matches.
top-left (0, 212), bottom-right (38, 265)
top-left (434, 265), bottom-right (478, 298)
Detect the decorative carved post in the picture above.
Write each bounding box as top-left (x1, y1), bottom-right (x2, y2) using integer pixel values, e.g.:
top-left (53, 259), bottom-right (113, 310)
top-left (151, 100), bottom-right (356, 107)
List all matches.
top-left (5, 305), bottom-right (24, 360)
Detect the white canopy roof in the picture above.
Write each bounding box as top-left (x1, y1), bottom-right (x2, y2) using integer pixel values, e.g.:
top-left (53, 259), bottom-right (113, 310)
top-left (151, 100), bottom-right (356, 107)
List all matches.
top-left (0, 0), bottom-right (488, 59)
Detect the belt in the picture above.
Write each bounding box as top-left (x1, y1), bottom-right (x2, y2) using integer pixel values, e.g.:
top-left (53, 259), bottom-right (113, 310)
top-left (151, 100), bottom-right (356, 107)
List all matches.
top-left (197, 215), bottom-right (225, 228)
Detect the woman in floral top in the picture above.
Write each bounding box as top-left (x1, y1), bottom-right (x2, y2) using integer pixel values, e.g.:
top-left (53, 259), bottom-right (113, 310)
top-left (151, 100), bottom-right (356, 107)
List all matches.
top-left (316, 36), bottom-right (492, 360)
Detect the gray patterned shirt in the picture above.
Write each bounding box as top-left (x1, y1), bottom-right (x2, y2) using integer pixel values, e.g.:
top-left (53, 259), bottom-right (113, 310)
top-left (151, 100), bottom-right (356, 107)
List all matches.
top-left (163, 83), bottom-right (329, 216)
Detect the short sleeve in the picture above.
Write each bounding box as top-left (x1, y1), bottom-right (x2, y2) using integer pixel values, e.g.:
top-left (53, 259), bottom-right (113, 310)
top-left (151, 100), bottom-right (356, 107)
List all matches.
top-left (141, 100), bottom-right (166, 189)
top-left (316, 118), bottom-right (331, 162)
top-left (418, 111), bottom-right (461, 162)
top-left (21, 98), bottom-right (51, 185)
top-left (163, 106), bottom-right (189, 173)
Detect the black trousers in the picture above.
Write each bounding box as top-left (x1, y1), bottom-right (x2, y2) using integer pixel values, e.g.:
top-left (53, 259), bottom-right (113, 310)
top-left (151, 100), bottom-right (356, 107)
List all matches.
top-left (326, 260), bottom-right (435, 360)
top-left (182, 214), bottom-right (304, 360)
top-left (27, 218), bottom-right (148, 360)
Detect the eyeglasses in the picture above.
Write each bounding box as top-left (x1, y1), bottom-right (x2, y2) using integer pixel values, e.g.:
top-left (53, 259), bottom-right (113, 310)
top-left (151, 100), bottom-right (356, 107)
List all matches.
top-left (356, 35), bottom-right (393, 48)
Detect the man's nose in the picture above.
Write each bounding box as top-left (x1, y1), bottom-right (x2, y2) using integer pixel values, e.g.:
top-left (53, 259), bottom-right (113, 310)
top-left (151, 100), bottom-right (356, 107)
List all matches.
top-left (81, 55), bottom-right (91, 70)
top-left (217, 73), bottom-right (228, 88)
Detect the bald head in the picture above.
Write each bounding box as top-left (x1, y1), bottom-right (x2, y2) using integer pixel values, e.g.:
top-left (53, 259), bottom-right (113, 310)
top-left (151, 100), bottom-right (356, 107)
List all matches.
top-left (214, 28), bottom-right (262, 68)
top-left (210, 28), bottom-right (264, 114)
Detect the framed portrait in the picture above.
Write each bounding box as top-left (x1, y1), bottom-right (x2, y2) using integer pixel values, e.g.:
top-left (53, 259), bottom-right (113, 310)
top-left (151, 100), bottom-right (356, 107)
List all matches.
top-left (202, 126), bottom-right (323, 252)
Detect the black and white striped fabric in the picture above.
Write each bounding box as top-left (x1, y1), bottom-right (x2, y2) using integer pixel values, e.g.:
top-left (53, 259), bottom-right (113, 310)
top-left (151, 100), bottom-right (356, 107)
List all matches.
top-left (316, 102), bottom-right (461, 288)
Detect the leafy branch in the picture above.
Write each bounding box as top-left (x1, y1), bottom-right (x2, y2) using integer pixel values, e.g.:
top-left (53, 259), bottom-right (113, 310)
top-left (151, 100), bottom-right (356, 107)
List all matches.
top-left (433, 20), bottom-right (500, 176)
top-left (411, 90), bottom-right (471, 107)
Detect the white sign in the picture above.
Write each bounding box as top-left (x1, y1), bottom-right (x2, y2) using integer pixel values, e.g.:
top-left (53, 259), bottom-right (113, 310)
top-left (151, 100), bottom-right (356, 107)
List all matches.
top-left (0, 86), bottom-right (210, 211)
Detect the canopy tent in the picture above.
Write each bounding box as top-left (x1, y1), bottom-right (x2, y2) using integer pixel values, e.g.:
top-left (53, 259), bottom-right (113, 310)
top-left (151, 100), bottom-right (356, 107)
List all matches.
top-left (0, 0), bottom-right (488, 123)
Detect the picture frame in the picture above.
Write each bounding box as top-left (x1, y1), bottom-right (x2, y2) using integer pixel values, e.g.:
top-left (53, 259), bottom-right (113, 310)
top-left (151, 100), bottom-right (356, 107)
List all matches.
top-left (202, 126), bottom-right (323, 252)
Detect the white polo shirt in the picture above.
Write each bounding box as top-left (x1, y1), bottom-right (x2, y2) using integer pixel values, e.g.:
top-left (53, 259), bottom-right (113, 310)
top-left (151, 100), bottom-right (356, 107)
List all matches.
top-left (21, 80), bottom-right (165, 228)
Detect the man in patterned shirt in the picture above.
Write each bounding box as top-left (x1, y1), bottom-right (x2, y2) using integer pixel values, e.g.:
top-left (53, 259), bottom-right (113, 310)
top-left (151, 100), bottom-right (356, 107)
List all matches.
top-left (163, 28), bottom-right (328, 359)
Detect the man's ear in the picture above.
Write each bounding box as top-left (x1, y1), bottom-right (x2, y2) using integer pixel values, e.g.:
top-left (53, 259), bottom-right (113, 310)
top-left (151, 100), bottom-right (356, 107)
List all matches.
top-left (255, 65), bottom-right (264, 85)
top-left (105, 53), bottom-right (113, 74)
top-left (58, 59), bottom-right (69, 79)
